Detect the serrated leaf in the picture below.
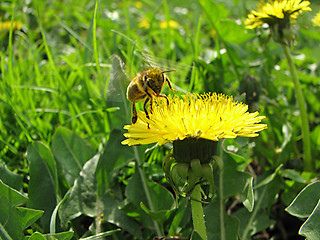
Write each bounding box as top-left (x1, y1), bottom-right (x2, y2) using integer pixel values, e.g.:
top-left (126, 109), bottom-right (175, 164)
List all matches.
top-left (299, 199), bottom-right (320, 240)
top-left (286, 181), bottom-right (320, 218)
top-left (0, 180), bottom-right (34, 240)
top-left (59, 155), bottom-right (99, 226)
top-left (95, 129), bottom-right (133, 196)
top-left (51, 127), bottom-right (95, 186)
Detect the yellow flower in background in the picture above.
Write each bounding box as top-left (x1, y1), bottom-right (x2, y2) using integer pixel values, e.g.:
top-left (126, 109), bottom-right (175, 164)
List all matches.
top-left (122, 93), bottom-right (267, 146)
top-left (312, 12), bottom-right (320, 26)
top-left (138, 18), bottom-right (150, 29)
top-left (134, 1), bottom-right (143, 8)
top-left (0, 20), bottom-right (23, 32)
top-left (159, 20), bottom-right (179, 29)
top-left (245, 0), bottom-right (311, 29)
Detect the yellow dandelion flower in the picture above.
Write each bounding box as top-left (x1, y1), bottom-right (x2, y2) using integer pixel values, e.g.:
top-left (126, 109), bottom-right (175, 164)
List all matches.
top-left (122, 93), bottom-right (267, 146)
top-left (245, 0), bottom-right (311, 29)
top-left (159, 20), bottom-right (179, 29)
top-left (134, 1), bottom-right (143, 8)
top-left (0, 20), bottom-right (23, 32)
top-left (312, 12), bottom-right (320, 27)
top-left (138, 18), bottom-right (150, 29)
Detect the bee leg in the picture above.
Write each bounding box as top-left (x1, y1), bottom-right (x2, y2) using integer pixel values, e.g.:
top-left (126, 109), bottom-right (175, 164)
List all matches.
top-left (132, 103), bottom-right (138, 124)
top-left (165, 77), bottom-right (176, 92)
top-left (159, 94), bottom-right (170, 106)
top-left (143, 97), bottom-right (151, 129)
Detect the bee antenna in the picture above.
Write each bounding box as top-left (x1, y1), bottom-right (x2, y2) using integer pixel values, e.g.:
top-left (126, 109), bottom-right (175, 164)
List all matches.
top-left (161, 69), bottom-right (176, 74)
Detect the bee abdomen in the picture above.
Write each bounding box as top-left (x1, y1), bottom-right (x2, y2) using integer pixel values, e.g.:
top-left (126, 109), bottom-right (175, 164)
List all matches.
top-left (127, 82), bottom-right (145, 102)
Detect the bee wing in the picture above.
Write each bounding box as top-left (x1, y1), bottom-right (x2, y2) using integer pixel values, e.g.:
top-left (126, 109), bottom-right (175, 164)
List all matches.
top-left (105, 55), bottom-right (132, 128)
top-left (106, 55), bottom-right (130, 104)
top-left (134, 49), bottom-right (196, 93)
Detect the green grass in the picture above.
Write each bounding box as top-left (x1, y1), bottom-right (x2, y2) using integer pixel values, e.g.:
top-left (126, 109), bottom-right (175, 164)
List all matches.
top-left (1, 0), bottom-right (320, 239)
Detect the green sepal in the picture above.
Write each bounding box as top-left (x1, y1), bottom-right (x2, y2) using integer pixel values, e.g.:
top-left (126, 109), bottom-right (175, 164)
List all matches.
top-left (190, 159), bottom-right (202, 177)
top-left (186, 168), bottom-right (200, 196)
top-left (201, 163), bottom-right (214, 197)
top-left (175, 163), bottom-right (189, 180)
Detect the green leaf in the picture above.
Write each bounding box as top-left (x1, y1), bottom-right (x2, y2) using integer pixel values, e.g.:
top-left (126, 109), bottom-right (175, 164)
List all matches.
top-left (101, 194), bottom-right (143, 239)
top-left (125, 168), bottom-right (175, 212)
top-left (204, 201), bottom-right (240, 240)
top-left (198, 0), bottom-right (228, 24)
top-left (223, 155), bottom-right (252, 198)
top-left (0, 179), bottom-right (27, 206)
top-left (26, 142), bottom-right (57, 232)
top-left (44, 231), bottom-right (74, 240)
top-left (233, 207), bottom-right (275, 239)
top-left (281, 169), bottom-right (306, 183)
top-left (95, 129), bottom-right (133, 196)
top-left (29, 231), bottom-right (74, 240)
top-left (140, 202), bottom-right (172, 224)
top-left (190, 231), bottom-right (202, 240)
top-left (59, 155), bottom-right (99, 226)
top-left (0, 180), bottom-right (39, 240)
top-left (29, 232), bottom-right (46, 240)
top-left (219, 20), bottom-right (253, 44)
top-left (299, 199), bottom-right (320, 240)
top-left (0, 193), bottom-right (24, 239)
top-left (241, 177), bottom-right (254, 212)
top-left (51, 127), bottom-right (95, 185)
top-left (254, 164), bottom-right (282, 189)
top-left (79, 229), bottom-right (121, 240)
top-left (286, 181), bottom-right (320, 218)
top-left (168, 199), bottom-right (186, 236)
top-left (16, 207), bottom-right (43, 229)
top-left (0, 161), bottom-right (23, 192)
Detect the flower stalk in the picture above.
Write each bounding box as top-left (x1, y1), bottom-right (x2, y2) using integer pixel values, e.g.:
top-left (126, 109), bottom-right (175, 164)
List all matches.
top-left (282, 44), bottom-right (312, 171)
top-left (191, 184), bottom-right (207, 240)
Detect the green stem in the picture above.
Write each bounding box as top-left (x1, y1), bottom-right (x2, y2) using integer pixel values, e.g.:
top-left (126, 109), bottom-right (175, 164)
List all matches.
top-left (191, 184), bottom-right (207, 240)
top-left (218, 152), bottom-right (226, 240)
top-left (282, 44), bottom-right (312, 171)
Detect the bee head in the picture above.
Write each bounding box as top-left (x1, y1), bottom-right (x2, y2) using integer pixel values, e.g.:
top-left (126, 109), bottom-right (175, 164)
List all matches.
top-left (145, 69), bottom-right (175, 96)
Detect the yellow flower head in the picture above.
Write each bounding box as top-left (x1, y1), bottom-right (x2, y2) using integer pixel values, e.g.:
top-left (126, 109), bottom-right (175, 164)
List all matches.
top-left (122, 93), bottom-right (267, 146)
top-left (312, 12), bottom-right (320, 27)
top-left (159, 20), bottom-right (179, 29)
top-left (245, 0), bottom-right (311, 29)
top-left (0, 20), bottom-right (23, 32)
top-left (138, 18), bottom-right (150, 29)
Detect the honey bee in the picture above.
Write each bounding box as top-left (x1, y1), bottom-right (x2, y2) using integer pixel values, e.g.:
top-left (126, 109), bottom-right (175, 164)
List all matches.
top-left (126, 68), bottom-right (176, 125)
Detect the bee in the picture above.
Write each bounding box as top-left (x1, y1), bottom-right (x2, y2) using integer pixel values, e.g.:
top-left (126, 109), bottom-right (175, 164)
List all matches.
top-left (126, 67), bottom-right (176, 125)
